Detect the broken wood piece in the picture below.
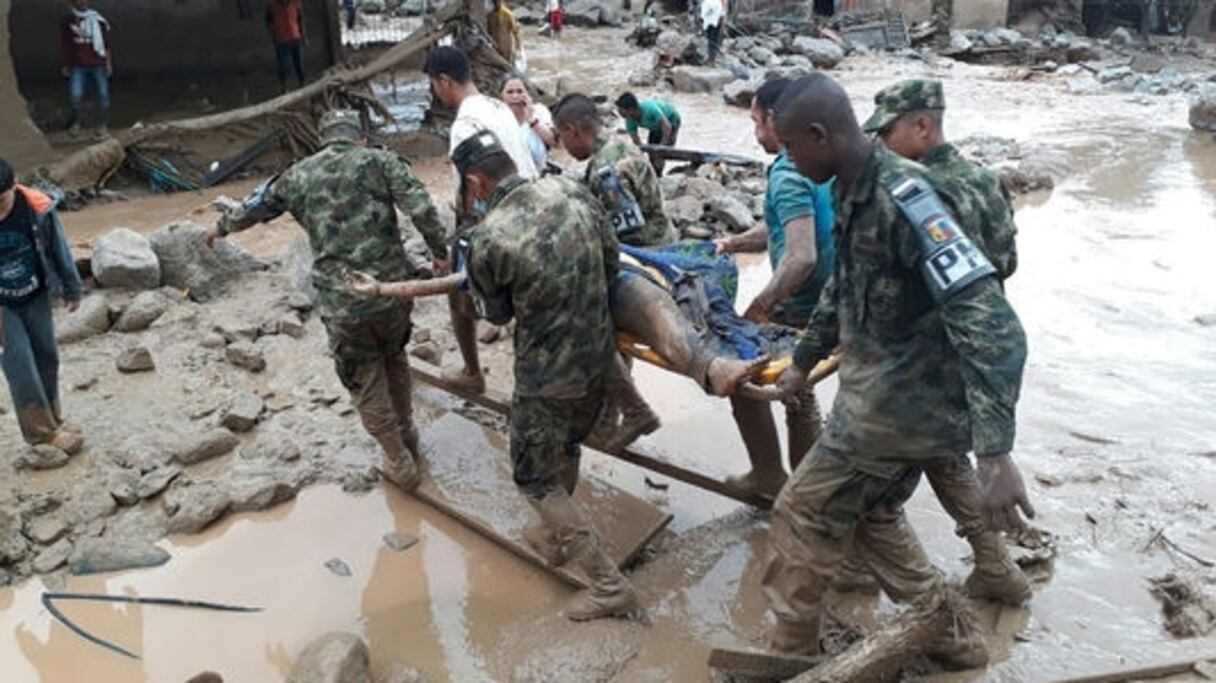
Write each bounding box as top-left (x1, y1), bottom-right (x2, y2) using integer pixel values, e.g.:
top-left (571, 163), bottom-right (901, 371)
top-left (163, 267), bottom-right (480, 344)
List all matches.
top-left (637, 145), bottom-right (763, 169)
top-left (1043, 656), bottom-right (1216, 683)
top-left (707, 647), bottom-right (823, 680)
top-left (203, 130), bottom-right (285, 187)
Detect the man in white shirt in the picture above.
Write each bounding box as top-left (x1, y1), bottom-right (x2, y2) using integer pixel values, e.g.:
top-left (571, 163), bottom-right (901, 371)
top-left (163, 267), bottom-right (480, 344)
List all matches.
top-left (701, 0), bottom-right (724, 63)
top-left (425, 46), bottom-right (538, 394)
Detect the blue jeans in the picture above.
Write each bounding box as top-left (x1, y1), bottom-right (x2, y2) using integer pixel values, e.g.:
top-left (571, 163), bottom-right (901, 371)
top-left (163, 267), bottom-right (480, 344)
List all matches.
top-left (2, 291), bottom-right (63, 444)
top-left (275, 41), bottom-right (306, 89)
top-left (68, 65), bottom-right (110, 128)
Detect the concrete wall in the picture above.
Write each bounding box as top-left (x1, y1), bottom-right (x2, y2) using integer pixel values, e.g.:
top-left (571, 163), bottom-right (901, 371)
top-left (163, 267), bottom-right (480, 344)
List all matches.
top-left (0, 0), bottom-right (54, 171)
top-left (8, 0), bottom-right (340, 86)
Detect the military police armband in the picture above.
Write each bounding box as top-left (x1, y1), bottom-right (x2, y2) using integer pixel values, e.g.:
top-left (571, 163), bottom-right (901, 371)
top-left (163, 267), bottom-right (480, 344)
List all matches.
top-left (593, 164), bottom-right (646, 239)
top-left (234, 174), bottom-right (286, 229)
top-left (886, 176), bottom-right (997, 303)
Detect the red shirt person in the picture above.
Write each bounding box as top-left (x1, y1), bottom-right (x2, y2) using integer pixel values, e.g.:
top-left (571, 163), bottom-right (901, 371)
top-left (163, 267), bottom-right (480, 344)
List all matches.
top-left (265, 0), bottom-right (308, 92)
top-left (59, 0), bottom-right (112, 138)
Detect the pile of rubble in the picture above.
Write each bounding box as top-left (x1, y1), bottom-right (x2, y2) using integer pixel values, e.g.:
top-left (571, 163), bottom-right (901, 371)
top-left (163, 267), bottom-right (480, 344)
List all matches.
top-left (358, 0), bottom-right (428, 18)
top-left (659, 165), bottom-right (766, 240)
top-left (954, 135), bottom-right (1070, 195)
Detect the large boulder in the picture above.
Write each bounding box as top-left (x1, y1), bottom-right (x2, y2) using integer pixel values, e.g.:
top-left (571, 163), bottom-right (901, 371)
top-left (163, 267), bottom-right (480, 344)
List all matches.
top-left (669, 66), bottom-right (736, 94)
top-left (723, 78), bottom-right (763, 108)
top-left (708, 195), bottom-right (755, 233)
top-left (93, 228), bottom-right (161, 290)
top-left (56, 295), bottom-right (112, 344)
top-left (563, 0), bottom-right (604, 27)
top-left (790, 36), bottom-right (844, 69)
top-left (148, 222), bottom-right (260, 302)
top-left (114, 290), bottom-right (171, 332)
top-left (289, 632), bottom-right (372, 683)
top-left (1190, 86), bottom-right (1216, 132)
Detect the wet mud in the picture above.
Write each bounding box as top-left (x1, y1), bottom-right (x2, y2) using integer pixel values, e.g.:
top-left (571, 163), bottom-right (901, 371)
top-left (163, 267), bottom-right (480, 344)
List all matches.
top-left (2, 24), bottom-right (1216, 683)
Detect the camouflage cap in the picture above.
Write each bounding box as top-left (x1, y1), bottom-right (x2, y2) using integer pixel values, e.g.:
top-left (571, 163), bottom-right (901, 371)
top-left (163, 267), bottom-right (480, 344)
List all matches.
top-left (451, 130), bottom-right (506, 176)
top-left (862, 79), bottom-right (946, 133)
top-left (319, 109), bottom-right (364, 142)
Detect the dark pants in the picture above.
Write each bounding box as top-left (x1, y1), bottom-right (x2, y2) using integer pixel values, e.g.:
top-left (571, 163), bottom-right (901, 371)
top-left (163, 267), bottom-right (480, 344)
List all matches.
top-left (67, 65), bottom-right (110, 129)
top-left (2, 292), bottom-right (63, 445)
top-left (706, 23), bottom-right (722, 62)
top-left (344, 2), bottom-right (357, 29)
top-left (275, 40), bottom-right (306, 90)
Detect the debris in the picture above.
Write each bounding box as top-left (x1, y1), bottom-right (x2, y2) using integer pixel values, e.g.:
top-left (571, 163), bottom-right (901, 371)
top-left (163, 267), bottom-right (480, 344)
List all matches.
top-left (643, 477), bottom-right (670, 492)
top-left (290, 631), bottom-right (371, 683)
top-left (220, 392), bottom-right (265, 433)
top-left (203, 130), bottom-right (284, 187)
top-left (114, 291), bottom-right (172, 332)
top-left (69, 537), bottom-right (171, 575)
top-left (107, 467), bottom-right (141, 506)
top-left (164, 481), bottom-right (233, 534)
top-left (325, 558), bottom-right (353, 577)
top-left (707, 195), bottom-right (756, 233)
top-left (225, 340), bottom-right (267, 373)
top-left (116, 345), bottom-right (156, 373)
top-left (137, 466), bottom-right (183, 500)
top-left (25, 514), bottom-right (69, 545)
top-left (410, 340), bottom-right (443, 365)
top-left (33, 538), bottom-right (73, 573)
top-left (174, 429), bottom-right (240, 466)
top-left (1149, 574), bottom-right (1216, 638)
top-left (383, 532), bottom-right (419, 552)
top-left (92, 229), bottom-right (162, 291)
top-left (1143, 528), bottom-right (1215, 568)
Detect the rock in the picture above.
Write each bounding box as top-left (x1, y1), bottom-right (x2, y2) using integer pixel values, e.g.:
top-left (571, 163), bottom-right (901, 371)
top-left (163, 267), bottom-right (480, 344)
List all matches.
top-left (18, 445), bottom-right (70, 471)
top-left (395, 0), bottom-right (424, 16)
top-left (409, 341), bottom-right (443, 365)
top-left (64, 478), bottom-right (118, 526)
top-left (225, 341), bottom-right (267, 373)
top-left (599, 5), bottom-right (621, 27)
top-left (290, 632), bottom-right (371, 683)
top-left (200, 333), bottom-right (226, 350)
top-left (148, 221), bottom-right (260, 302)
top-left (1097, 65), bottom-right (1134, 84)
top-left (683, 225), bottom-right (715, 240)
top-left (723, 78), bottom-right (762, 108)
top-left (286, 292), bottom-right (314, 313)
top-left (33, 538), bottom-right (72, 573)
top-left (243, 439), bottom-right (302, 463)
top-left (220, 392), bottom-right (264, 433)
top-left (563, 0), bottom-right (603, 27)
top-left (137, 466), bottom-right (182, 499)
top-left (68, 537), bottom-right (170, 575)
top-left (116, 345), bottom-right (156, 373)
top-left (174, 429), bottom-right (240, 466)
top-left (790, 36), bottom-right (844, 69)
top-left (656, 30), bottom-right (701, 64)
top-left (669, 66), bottom-right (736, 94)
top-left (325, 558), bottom-right (353, 577)
top-left (276, 314), bottom-right (306, 339)
top-left (25, 514), bottom-right (69, 545)
top-left (1109, 26), bottom-right (1135, 47)
top-left (679, 177), bottom-right (727, 202)
top-left (0, 512), bottom-right (31, 564)
top-left (383, 532), bottom-right (418, 552)
top-left (93, 228), bottom-right (161, 290)
top-left (228, 464), bottom-right (303, 512)
top-left (707, 195), bottom-right (755, 232)
top-left (186, 673), bottom-right (225, 683)
top-left (733, 36), bottom-right (756, 51)
top-left (666, 196), bottom-right (706, 228)
top-left (114, 291), bottom-right (171, 332)
top-left (164, 482), bottom-right (232, 534)
top-left (1195, 314), bottom-right (1216, 327)
top-left (1130, 54), bottom-right (1167, 74)
top-left (377, 663), bottom-right (428, 683)
top-left (107, 468), bottom-right (141, 506)
top-left (1190, 86), bottom-right (1216, 132)
top-left (56, 295), bottom-right (112, 344)
top-left (948, 31), bottom-right (973, 52)
top-left (628, 68), bottom-right (657, 87)
top-left (749, 46), bottom-right (775, 65)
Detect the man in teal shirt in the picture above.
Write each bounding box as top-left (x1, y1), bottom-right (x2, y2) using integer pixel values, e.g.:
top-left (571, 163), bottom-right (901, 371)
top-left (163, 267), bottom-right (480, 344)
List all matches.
top-left (715, 78), bottom-right (835, 499)
top-left (615, 92), bottom-right (681, 172)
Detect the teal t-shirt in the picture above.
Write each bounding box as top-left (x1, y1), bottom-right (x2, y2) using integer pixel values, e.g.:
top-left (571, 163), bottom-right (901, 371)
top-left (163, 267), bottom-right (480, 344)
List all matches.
top-left (625, 99), bottom-right (682, 135)
top-left (764, 149), bottom-right (836, 326)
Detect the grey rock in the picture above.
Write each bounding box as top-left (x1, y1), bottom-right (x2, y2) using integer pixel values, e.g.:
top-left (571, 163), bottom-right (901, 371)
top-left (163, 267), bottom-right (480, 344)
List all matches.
top-left (1097, 65), bottom-right (1134, 84)
top-left (107, 468), bottom-right (141, 506)
top-left (708, 195), bottom-right (755, 232)
top-left (749, 46), bottom-right (775, 65)
top-left (563, 0), bottom-right (604, 28)
top-left (25, 514), bottom-right (69, 545)
top-left (383, 532), bottom-right (419, 552)
top-left (114, 291), bottom-right (171, 332)
top-left (69, 537), bottom-right (171, 575)
top-left (199, 333), bottom-right (227, 350)
top-left (666, 196), bottom-right (706, 228)
top-left (733, 36), bottom-right (756, 51)
top-left (599, 5), bottom-right (621, 27)
top-left (185, 673), bottom-right (225, 683)
top-left (276, 314), bottom-right (306, 339)
top-left (116, 345), bottom-right (156, 373)
top-left (683, 224), bottom-right (716, 240)
top-left (64, 479), bottom-right (118, 526)
top-left (325, 558), bottom-right (353, 577)
top-left (723, 78), bottom-right (762, 108)
top-left (0, 511), bottom-right (31, 564)
top-left (137, 466), bottom-right (182, 499)
top-left (174, 429), bottom-right (240, 466)
top-left (409, 341), bottom-right (443, 365)
top-left (149, 221), bottom-right (260, 302)
top-left (378, 663), bottom-right (428, 683)
top-left (1195, 313), bottom-right (1216, 326)
top-left (286, 292), bottom-right (314, 313)
top-left (93, 228), bottom-right (161, 290)
top-left (229, 467), bottom-right (302, 512)
top-left (56, 295), bottom-right (112, 344)
top-left (1190, 86), bottom-right (1216, 132)
top-left (0, 568), bottom-right (9, 586)
top-left (212, 316), bottom-right (260, 343)
top-left (19, 445), bottom-right (70, 471)
top-left (290, 632), bottom-right (371, 683)
top-left (678, 177), bottom-right (727, 202)
top-left (221, 392), bottom-right (264, 433)
top-left (226, 341), bottom-right (267, 373)
top-left (670, 66), bottom-right (736, 94)
top-left (33, 538), bottom-right (72, 573)
top-left (1130, 54), bottom-right (1167, 74)
top-left (1109, 26), bottom-right (1135, 47)
top-left (164, 482), bottom-right (232, 534)
top-left (628, 68), bottom-right (658, 87)
top-left (790, 36), bottom-right (844, 69)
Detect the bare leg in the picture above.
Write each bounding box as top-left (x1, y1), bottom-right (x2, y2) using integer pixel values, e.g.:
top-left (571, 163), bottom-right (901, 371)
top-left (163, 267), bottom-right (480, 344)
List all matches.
top-left (727, 396), bottom-right (787, 499)
top-left (446, 289), bottom-right (486, 394)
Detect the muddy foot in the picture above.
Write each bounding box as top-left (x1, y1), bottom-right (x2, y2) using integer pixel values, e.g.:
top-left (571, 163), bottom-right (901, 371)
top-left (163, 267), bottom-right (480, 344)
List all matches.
top-left (441, 366), bottom-right (486, 395)
top-left (725, 469), bottom-right (787, 501)
top-left (707, 354), bottom-right (770, 397)
top-left (378, 456), bottom-right (422, 492)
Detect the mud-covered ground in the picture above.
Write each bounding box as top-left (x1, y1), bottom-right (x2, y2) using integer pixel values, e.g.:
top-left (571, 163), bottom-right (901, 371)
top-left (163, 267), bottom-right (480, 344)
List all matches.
top-left (2, 21), bottom-right (1216, 683)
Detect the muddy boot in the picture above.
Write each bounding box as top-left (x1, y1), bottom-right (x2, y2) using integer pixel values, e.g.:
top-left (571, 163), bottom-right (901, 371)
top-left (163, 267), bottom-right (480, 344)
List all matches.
top-left (725, 396), bottom-right (786, 501)
top-left (530, 491), bottom-right (641, 621)
top-left (831, 556), bottom-right (882, 597)
top-left (523, 519), bottom-right (570, 567)
top-left (48, 430), bottom-right (84, 456)
top-left (596, 357), bottom-right (660, 453)
top-left (705, 354), bottom-right (769, 397)
top-left (964, 531), bottom-right (1032, 606)
top-left (924, 591), bottom-right (990, 671)
top-left (375, 433), bottom-right (421, 492)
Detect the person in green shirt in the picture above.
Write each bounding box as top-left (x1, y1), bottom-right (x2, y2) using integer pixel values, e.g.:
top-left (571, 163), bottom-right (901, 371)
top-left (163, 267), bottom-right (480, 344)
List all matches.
top-left (614, 92), bottom-right (681, 173)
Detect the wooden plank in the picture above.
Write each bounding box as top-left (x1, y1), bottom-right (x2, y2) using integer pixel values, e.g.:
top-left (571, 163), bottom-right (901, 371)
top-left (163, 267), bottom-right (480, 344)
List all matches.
top-left (1044, 657), bottom-right (1216, 683)
top-left (414, 412), bottom-right (673, 590)
top-left (410, 361), bottom-right (776, 509)
top-left (708, 647), bottom-right (823, 680)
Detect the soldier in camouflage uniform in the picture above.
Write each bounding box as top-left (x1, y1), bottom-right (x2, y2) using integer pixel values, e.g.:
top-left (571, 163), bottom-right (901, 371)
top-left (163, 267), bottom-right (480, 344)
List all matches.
top-left (454, 130), bottom-right (641, 622)
top-left (210, 109), bottom-right (448, 492)
top-left (764, 75), bottom-right (1035, 666)
top-left (859, 78), bottom-right (1031, 607)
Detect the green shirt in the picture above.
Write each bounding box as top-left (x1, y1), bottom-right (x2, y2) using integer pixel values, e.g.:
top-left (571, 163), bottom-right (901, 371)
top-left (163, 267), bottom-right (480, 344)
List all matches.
top-left (625, 99), bottom-right (682, 135)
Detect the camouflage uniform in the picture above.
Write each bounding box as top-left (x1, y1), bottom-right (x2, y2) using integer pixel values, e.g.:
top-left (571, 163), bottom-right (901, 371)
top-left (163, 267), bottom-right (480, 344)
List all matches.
top-left (861, 80), bottom-right (1031, 607)
top-left (863, 79), bottom-right (1018, 279)
top-left (220, 110), bottom-right (447, 468)
top-left (762, 145), bottom-right (1028, 653)
top-left (584, 134), bottom-right (677, 248)
top-left (465, 173), bottom-right (619, 497)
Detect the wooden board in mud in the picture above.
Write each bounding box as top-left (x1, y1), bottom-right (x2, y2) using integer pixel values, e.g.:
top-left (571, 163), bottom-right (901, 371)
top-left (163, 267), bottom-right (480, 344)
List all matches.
top-left (414, 412), bottom-right (673, 591)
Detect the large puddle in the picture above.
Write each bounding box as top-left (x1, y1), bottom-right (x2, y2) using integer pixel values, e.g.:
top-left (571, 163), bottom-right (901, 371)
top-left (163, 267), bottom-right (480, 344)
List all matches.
top-left (4, 26), bottom-right (1216, 683)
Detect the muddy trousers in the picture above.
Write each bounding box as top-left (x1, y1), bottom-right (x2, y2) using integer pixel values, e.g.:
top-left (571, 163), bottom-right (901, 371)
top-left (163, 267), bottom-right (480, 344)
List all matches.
top-left (730, 389), bottom-right (822, 482)
top-left (610, 274), bottom-right (714, 388)
top-left (761, 444), bottom-right (942, 655)
top-left (1, 292), bottom-right (63, 445)
top-left (326, 303), bottom-right (418, 463)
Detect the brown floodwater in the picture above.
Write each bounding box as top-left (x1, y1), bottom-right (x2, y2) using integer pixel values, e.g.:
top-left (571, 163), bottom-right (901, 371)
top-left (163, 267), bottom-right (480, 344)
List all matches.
top-left (4, 26), bottom-right (1216, 683)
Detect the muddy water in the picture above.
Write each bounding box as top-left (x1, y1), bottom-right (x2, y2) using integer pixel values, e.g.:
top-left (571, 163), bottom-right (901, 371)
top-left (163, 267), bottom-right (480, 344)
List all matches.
top-left (8, 26), bottom-right (1216, 683)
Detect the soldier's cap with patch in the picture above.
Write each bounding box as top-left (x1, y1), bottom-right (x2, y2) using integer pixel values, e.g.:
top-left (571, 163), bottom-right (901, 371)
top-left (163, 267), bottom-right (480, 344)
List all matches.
top-left (452, 130), bottom-right (507, 176)
top-left (319, 109), bottom-right (365, 142)
top-left (862, 79), bottom-right (946, 133)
